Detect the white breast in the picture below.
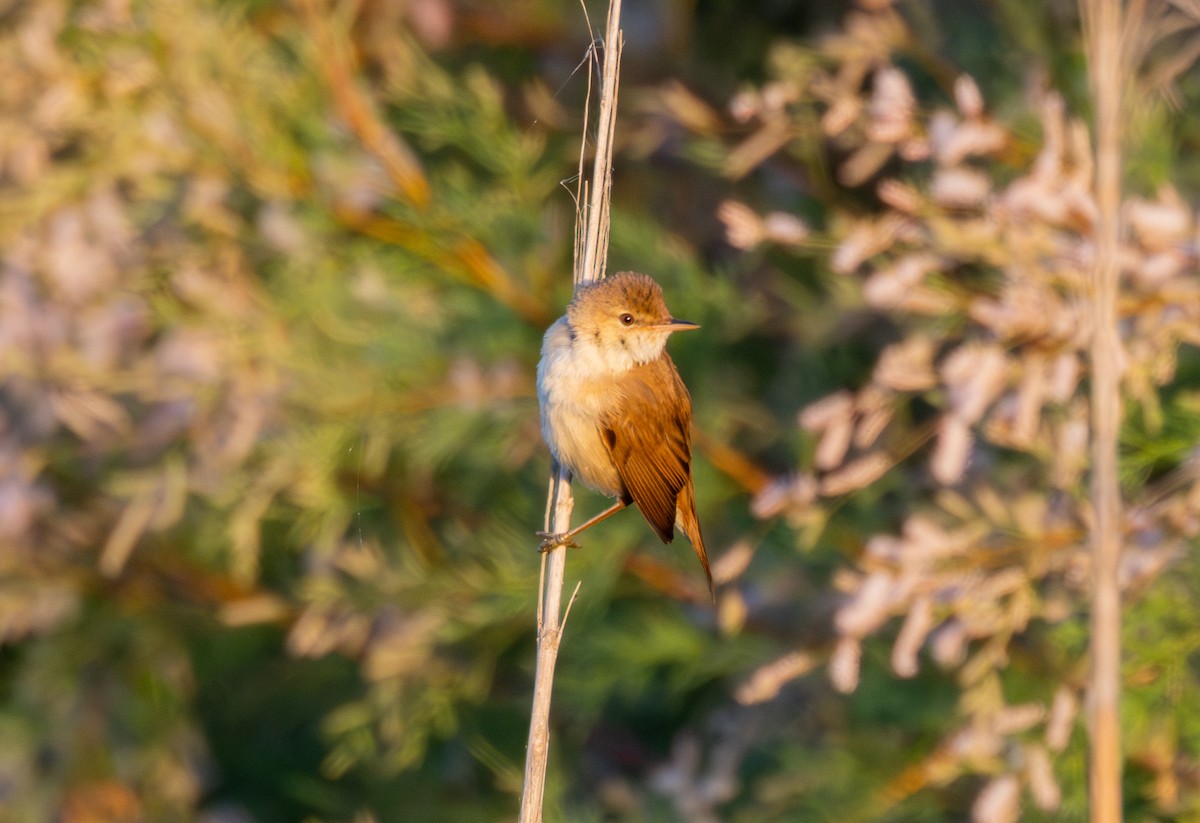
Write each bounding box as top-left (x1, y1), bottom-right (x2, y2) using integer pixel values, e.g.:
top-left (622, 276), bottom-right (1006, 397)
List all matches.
top-left (536, 317), bottom-right (624, 496)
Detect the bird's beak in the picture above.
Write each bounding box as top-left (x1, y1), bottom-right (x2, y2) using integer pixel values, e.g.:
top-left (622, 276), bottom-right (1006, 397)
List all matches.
top-left (652, 318), bottom-right (700, 332)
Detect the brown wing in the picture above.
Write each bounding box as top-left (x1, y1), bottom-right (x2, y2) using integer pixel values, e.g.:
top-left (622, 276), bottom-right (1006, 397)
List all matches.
top-left (600, 355), bottom-right (693, 544)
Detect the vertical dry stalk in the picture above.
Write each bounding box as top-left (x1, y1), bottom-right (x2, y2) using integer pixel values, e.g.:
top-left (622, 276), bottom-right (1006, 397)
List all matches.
top-left (519, 3), bottom-right (623, 821)
top-left (1082, 0), bottom-right (1129, 820)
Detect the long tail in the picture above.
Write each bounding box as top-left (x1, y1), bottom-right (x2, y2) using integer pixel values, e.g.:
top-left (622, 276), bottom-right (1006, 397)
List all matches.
top-left (676, 481), bottom-right (714, 603)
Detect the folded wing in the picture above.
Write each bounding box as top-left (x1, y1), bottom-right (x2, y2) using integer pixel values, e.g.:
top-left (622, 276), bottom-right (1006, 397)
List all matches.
top-left (600, 356), bottom-right (692, 543)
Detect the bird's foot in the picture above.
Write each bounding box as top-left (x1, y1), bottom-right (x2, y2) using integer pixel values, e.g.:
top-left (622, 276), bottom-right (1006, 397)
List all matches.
top-left (536, 531), bottom-right (581, 552)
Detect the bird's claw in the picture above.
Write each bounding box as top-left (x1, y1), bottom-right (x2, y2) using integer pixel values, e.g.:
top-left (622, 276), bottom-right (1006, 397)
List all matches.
top-left (536, 531), bottom-right (580, 552)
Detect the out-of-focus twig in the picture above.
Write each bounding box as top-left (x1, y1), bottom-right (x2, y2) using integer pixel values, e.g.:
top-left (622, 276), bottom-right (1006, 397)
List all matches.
top-left (295, 0), bottom-right (430, 208)
top-left (1081, 0), bottom-right (1133, 820)
top-left (300, 0), bottom-right (549, 325)
top-left (334, 206), bottom-right (550, 324)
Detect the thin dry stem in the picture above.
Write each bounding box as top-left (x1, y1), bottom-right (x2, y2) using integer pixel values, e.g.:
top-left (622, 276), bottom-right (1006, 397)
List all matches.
top-left (576, 9), bottom-right (622, 287)
top-left (520, 2), bottom-right (623, 821)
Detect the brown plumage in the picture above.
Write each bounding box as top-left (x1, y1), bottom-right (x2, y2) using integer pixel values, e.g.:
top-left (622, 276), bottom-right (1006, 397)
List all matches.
top-left (537, 272), bottom-right (713, 601)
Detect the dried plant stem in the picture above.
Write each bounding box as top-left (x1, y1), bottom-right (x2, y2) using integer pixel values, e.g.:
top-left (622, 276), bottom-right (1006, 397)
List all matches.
top-left (575, 5), bottom-right (622, 288)
top-left (519, 467), bottom-right (574, 822)
top-left (519, 2), bottom-right (623, 821)
top-left (1082, 0), bottom-right (1127, 820)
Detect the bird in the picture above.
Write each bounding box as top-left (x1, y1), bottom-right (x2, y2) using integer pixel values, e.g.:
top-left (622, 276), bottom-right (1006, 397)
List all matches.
top-left (536, 271), bottom-right (713, 601)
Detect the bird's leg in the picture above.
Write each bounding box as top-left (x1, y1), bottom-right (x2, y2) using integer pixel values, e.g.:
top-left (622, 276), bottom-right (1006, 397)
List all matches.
top-left (537, 501), bottom-right (628, 552)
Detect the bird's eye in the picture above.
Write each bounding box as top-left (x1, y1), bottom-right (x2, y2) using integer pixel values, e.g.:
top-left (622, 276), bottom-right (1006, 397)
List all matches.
top-left (619, 313), bottom-right (634, 325)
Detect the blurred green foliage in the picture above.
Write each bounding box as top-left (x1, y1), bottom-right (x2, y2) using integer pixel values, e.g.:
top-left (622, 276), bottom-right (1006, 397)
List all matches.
top-left (2, 1), bottom-right (1200, 821)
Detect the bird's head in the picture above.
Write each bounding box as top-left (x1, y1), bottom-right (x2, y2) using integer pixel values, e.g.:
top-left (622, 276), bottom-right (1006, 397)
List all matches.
top-left (566, 272), bottom-right (699, 371)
